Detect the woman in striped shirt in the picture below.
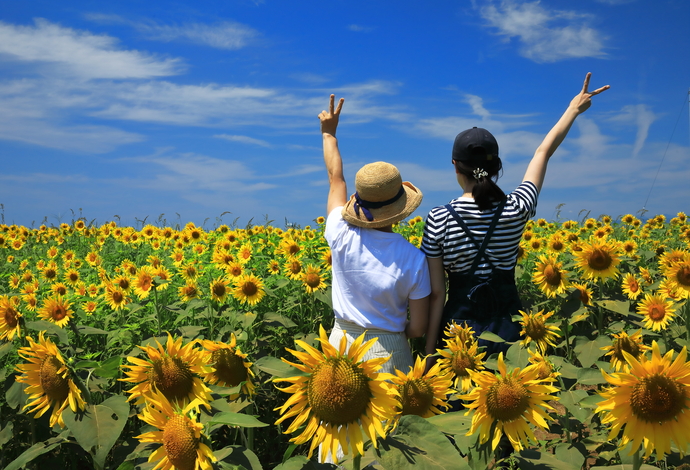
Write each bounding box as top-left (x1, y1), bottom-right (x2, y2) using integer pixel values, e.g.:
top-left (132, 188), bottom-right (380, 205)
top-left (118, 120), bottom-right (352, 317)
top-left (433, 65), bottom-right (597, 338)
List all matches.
top-left (422, 73), bottom-right (609, 357)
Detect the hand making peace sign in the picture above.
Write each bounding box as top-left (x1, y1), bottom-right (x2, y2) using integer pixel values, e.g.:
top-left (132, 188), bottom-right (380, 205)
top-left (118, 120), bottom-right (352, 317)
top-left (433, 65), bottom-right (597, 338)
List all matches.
top-left (571, 72), bottom-right (610, 114)
top-left (319, 94), bottom-right (345, 137)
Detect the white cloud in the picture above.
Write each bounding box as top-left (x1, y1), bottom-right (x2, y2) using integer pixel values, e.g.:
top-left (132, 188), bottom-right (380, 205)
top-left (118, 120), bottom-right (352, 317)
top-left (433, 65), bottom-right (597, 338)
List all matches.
top-left (0, 19), bottom-right (181, 79)
top-left (214, 134), bottom-right (272, 147)
top-left (85, 14), bottom-right (258, 50)
top-left (479, 1), bottom-right (607, 62)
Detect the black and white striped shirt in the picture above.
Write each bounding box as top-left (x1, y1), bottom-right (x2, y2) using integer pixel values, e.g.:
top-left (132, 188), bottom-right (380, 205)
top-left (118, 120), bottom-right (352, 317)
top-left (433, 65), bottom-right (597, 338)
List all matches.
top-left (421, 181), bottom-right (538, 278)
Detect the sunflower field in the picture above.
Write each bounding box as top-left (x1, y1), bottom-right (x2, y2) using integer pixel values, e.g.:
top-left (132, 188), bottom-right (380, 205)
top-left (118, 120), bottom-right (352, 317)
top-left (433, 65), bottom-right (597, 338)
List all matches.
top-left (1, 211), bottom-right (690, 470)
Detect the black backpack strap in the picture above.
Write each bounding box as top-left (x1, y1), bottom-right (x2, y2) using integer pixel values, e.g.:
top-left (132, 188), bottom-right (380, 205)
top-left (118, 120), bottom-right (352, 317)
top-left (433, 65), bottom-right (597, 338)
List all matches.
top-left (444, 198), bottom-right (506, 275)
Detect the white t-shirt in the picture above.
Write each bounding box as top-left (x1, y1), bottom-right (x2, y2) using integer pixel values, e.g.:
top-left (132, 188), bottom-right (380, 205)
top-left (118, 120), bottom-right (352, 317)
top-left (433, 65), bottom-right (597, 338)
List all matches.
top-left (325, 207), bottom-right (431, 332)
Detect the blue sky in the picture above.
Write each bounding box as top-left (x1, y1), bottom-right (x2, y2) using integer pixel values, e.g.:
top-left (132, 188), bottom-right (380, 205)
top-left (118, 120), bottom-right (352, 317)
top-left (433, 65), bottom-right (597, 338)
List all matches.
top-left (1, 0), bottom-right (688, 229)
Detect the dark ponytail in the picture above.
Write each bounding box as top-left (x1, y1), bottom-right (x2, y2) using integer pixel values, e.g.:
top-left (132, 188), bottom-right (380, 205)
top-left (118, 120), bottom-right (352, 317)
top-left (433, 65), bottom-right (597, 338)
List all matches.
top-left (454, 159), bottom-right (505, 211)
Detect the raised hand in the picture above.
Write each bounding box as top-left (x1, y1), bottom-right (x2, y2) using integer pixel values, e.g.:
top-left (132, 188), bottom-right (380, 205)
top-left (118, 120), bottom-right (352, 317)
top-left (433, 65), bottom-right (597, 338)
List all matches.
top-left (570, 72), bottom-right (610, 114)
top-left (318, 94), bottom-right (345, 137)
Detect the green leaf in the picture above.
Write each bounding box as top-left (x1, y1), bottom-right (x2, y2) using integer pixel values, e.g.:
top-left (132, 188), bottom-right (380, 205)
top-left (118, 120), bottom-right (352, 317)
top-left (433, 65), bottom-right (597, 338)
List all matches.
top-left (177, 325), bottom-right (207, 338)
top-left (94, 356), bottom-right (122, 378)
top-left (596, 300), bottom-right (632, 316)
top-left (4, 431), bottom-right (70, 470)
top-left (273, 455), bottom-right (332, 469)
top-left (516, 449), bottom-right (580, 470)
top-left (254, 356), bottom-right (307, 378)
top-left (579, 393), bottom-right (605, 410)
top-left (5, 377), bottom-right (28, 409)
top-left (573, 336), bottom-right (610, 368)
top-left (263, 312), bottom-right (297, 328)
top-left (426, 412), bottom-right (472, 436)
top-left (0, 421), bottom-right (13, 448)
top-left (505, 341), bottom-right (531, 368)
top-left (376, 414), bottom-right (468, 470)
top-left (549, 356), bottom-right (581, 380)
top-left (554, 442), bottom-right (587, 470)
top-left (559, 390), bottom-right (591, 423)
top-left (207, 412), bottom-right (269, 428)
top-left (577, 367), bottom-right (608, 385)
top-left (477, 331), bottom-right (505, 343)
top-left (74, 360), bottom-right (100, 369)
top-left (216, 445), bottom-right (264, 470)
top-left (62, 395), bottom-right (130, 469)
top-left (77, 325), bottom-right (109, 335)
top-left (0, 341), bottom-right (15, 359)
top-left (25, 320), bottom-right (69, 344)
top-left (590, 466), bottom-right (658, 470)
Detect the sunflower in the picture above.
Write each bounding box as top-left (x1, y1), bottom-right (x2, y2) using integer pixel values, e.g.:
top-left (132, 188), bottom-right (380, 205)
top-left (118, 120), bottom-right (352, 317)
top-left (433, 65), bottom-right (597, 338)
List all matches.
top-left (546, 234), bottom-right (567, 254)
top-left (15, 332), bottom-right (86, 428)
top-left (274, 325), bottom-right (398, 463)
top-left (532, 255), bottom-right (569, 298)
top-left (301, 264), bottom-right (326, 294)
top-left (63, 268), bottom-right (81, 287)
top-left (133, 266), bottom-right (156, 299)
top-left (664, 260), bottom-right (690, 299)
top-left (234, 244), bottom-right (251, 265)
top-left (104, 284), bottom-right (130, 311)
top-left (443, 320), bottom-right (477, 348)
top-left (277, 238), bottom-right (302, 258)
top-left (320, 247), bottom-right (333, 270)
top-left (209, 276), bottom-right (230, 303)
top-left (573, 238), bottom-right (622, 280)
top-left (621, 240), bottom-right (638, 257)
top-left (179, 262), bottom-right (201, 282)
top-left (391, 355), bottom-right (453, 418)
top-left (527, 349), bottom-right (559, 382)
top-left (437, 337), bottom-right (486, 393)
top-left (51, 282), bottom-right (69, 297)
top-left (136, 389), bottom-right (216, 470)
top-left (232, 274), bottom-right (266, 306)
top-left (0, 295), bottom-right (22, 340)
top-left (636, 293), bottom-right (676, 331)
top-left (200, 335), bottom-right (255, 397)
top-left (597, 342), bottom-right (690, 460)
top-left (178, 282), bottom-right (200, 302)
top-left (601, 330), bottom-right (650, 372)
top-left (267, 260), bottom-right (281, 275)
top-left (639, 267), bottom-right (654, 285)
top-left (621, 273), bottom-right (643, 300)
top-left (42, 262), bottom-right (59, 282)
top-left (82, 300), bottom-right (98, 315)
top-left (284, 259), bottom-right (303, 280)
top-left (519, 310), bottom-right (561, 353)
top-left (120, 334), bottom-right (212, 407)
top-left (38, 295), bottom-right (73, 328)
top-left (225, 261), bottom-right (244, 278)
top-left (571, 282), bottom-right (593, 306)
top-left (462, 353), bottom-right (559, 451)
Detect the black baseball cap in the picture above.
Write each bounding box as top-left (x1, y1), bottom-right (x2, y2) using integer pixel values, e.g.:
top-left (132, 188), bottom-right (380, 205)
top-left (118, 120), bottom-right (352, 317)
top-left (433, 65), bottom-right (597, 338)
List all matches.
top-left (452, 127), bottom-right (499, 164)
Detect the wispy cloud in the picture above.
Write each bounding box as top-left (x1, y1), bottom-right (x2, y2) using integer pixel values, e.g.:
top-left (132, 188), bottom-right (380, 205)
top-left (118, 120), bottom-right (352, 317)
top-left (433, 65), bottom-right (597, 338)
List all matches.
top-left (609, 104), bottom-right (657, 158)
top-left (348, 24), bottom-right (374, 33)
top-left (85, 14), bottom-right (258, 50)
top-left (214, 134), bottom-right (272, 147)
top-left (0, 19), bottom-right (181, 79)
top-left (479, 1), bottom-right (607, 62)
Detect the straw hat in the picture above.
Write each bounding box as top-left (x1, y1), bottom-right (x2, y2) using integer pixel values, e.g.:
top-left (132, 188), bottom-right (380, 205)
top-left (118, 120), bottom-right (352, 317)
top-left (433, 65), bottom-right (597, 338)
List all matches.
top-left (342, 162), bottom-right (423, 228)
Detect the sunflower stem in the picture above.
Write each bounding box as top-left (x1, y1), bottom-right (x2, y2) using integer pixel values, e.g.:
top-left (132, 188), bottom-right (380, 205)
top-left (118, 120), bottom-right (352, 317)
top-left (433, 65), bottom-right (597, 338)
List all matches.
top-left (152, 285), bottom-right (162, 336)
top-left (683, 302), bottom-right (690, 344)
top-left (352, 453), bottom-right (362, 470)
top-left (632, 446), bottom-right (642, 470)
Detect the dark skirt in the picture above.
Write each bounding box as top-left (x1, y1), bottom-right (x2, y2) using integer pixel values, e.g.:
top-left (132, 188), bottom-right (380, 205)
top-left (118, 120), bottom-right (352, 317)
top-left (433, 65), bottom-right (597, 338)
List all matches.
top-left (440, 268), bottom-right (522, 356)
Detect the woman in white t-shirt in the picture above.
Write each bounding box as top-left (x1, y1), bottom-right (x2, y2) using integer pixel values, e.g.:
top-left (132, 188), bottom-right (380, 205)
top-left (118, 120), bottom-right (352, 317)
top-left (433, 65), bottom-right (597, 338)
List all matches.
top-left (422, 73), bottom-right (609, 358)
top-left (319, 94), bottom-right (431, 374)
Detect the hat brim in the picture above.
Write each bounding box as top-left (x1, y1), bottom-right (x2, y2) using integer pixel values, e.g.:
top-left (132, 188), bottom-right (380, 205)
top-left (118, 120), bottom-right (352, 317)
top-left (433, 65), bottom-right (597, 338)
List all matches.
top-left (341, 181), bottom-right (423, 228)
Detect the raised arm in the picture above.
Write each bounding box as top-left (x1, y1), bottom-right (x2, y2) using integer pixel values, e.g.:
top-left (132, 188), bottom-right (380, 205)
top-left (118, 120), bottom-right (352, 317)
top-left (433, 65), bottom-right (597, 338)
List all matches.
top-left (523, 73), bottom-right (609, 192)
top-left (319, 94), bottom-right (348, 215)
